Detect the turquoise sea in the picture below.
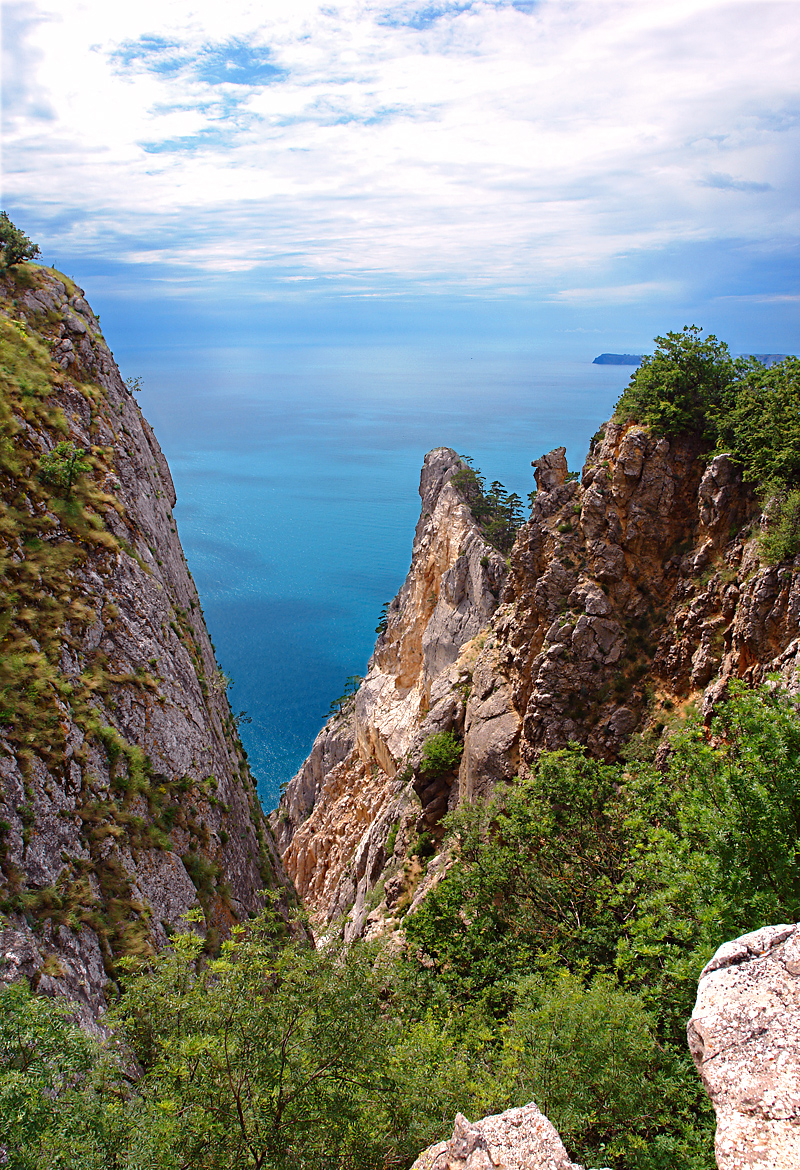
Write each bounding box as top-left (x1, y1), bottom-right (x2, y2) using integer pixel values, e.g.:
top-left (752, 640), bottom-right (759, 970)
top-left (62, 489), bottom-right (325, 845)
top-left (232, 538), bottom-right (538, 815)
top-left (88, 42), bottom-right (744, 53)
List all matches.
top-left (131, 343), bottom-right (632, 809)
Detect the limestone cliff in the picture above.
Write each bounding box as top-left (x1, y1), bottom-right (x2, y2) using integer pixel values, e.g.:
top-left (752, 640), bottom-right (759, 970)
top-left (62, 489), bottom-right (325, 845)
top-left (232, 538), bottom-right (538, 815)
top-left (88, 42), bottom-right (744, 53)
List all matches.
top-left (275, 420), bottom-right (800, 940)
top-left (272, 447), bottom-right (507, 938)
top-left (0, 265), bottom-right (292, 1021)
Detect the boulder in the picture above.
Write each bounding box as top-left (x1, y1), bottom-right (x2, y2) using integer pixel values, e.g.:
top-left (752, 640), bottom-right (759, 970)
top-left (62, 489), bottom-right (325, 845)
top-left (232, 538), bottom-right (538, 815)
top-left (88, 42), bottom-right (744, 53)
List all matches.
top-left (688, 923), bottom-right (800, 1169)
top-left (410, 1103), bottom-right (583, 1170)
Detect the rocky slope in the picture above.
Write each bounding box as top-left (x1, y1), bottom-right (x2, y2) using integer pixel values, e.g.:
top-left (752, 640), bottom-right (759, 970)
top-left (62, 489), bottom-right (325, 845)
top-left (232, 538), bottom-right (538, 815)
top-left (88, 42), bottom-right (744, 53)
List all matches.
top-left (0, 265), bottom-right (293, 1022)
top-left (275, 422), bottom-right (800, 940)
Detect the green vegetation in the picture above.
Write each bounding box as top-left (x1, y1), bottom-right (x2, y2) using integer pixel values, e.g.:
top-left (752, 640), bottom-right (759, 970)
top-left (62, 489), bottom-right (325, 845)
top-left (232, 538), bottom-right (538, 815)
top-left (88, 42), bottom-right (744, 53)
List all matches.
top-left (613, 327), bottom-right (800, 561)
top-left (327, 674), bottom-right (362, 719)
top-left (38, 441), bottom-right (92, 498)
top-left (8, 684), bottom-right (798, 1169)
top-left (452, 458), bottom-right (523, 553)
top-left (419, 730), bottom-right (463, 778)
top-left (0, 213), bottom-right (40, 269)
top-left (375, 600), bottom-right (391, 635)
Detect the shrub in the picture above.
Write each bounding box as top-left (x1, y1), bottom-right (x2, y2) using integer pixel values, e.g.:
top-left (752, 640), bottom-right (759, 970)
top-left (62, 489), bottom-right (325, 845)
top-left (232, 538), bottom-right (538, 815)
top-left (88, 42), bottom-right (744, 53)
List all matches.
top-left (0, 212), bottom-right (40, 269)
top-left (758, 485), bottom-right (800, 563)
top-left (420, 730), bottom-right (463, 778)
top-left (613, 325), bottom-right (737, 439)
top-left (38, 442), bottom-right (91, 498)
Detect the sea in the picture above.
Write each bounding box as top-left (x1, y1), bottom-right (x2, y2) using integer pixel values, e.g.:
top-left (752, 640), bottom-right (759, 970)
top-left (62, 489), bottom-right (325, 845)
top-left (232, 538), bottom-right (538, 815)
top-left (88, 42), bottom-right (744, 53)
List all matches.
top-left (130, 342), bottom-right (633, 810)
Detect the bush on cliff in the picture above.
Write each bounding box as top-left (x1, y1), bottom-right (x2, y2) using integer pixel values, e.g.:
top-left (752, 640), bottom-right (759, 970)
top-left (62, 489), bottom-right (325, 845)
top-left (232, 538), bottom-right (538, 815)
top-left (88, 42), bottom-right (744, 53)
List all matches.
top-left (0, 213), bottom-right (40, 269)
top-left (420, 730), bottom-right (463, 778)
top-left (613, 325), bottom-right (738, 439)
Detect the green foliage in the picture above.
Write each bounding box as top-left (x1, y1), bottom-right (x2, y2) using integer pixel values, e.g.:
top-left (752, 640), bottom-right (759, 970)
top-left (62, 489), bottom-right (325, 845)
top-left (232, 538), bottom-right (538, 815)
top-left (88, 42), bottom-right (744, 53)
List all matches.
top-left (420, 730), bottom-right (463, 778)
top-left (0, 913), bottom-right (485, 1170)
top-left (714, 356), bottom-right (800, 488)
top-left (757, 485), bottom-right (800, 564)
top-left (0, 213), bottom-right (40, 269)
top-left (327, 674), bottom-right (362, 720)
top-left (404, 684), bottom-right (800, 1167)
top-left (452, 459), bottom-right (523, 554)
top-left (613, 326), bottom-right (738, 439)
top-left (375, 600), bottom-right (391, 635)
top-left (405, 746), bottom-right (626, 1008)
top-left (495, 970), bottom-right (698, 1169)
top-left (0, 982), bottom-right (103, 1170)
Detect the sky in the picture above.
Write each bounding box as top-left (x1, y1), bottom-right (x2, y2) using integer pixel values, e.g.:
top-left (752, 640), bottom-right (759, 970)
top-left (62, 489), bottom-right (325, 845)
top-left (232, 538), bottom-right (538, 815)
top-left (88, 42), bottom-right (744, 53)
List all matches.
top-left (2, 0), bottom-right (800, 354)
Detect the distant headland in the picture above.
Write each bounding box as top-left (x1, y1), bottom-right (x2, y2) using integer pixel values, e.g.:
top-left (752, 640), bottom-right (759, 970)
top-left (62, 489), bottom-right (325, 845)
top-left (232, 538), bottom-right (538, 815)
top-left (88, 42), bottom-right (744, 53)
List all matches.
top-left (593, 351), bottom-right (789, 367)
top-left (592, 353), bottom-right (642, 365)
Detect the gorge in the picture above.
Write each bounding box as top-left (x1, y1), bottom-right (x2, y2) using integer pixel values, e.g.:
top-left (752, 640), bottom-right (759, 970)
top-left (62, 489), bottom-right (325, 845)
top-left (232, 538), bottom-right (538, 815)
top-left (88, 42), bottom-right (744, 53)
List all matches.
top-left (2, 262), bottom-right (800, 1169)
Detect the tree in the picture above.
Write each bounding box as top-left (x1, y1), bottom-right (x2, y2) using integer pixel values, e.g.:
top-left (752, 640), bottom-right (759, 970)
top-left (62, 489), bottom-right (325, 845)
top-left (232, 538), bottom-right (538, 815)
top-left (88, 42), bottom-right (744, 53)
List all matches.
top-left (0, 213), bottom-right (41, 269)
top-left (613, 325), bottom-right (738, 438)
top-left (38, 442), bottom-right (92, 498)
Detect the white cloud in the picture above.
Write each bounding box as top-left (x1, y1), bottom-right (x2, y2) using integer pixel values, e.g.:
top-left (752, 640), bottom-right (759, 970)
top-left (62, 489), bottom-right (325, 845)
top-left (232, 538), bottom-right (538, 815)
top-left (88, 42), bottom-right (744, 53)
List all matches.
top-left (3, 0), bottom-right (800, 293)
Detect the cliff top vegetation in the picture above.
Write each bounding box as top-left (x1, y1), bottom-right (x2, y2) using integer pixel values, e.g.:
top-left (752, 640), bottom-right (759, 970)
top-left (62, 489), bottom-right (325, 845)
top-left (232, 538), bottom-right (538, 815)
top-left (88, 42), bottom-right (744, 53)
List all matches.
top-left (614, 325), bottom-right (800, 560)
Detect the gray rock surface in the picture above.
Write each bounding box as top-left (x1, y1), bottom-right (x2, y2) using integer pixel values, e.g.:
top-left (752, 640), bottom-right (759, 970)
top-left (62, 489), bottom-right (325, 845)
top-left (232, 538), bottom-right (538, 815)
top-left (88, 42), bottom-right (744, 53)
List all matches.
top-left (689, 924), bottom-right (800, 1169)
top-left (0, 267), bottom-right (294, 1021)
top-left (411, 1104), bottom-right (583, 1170)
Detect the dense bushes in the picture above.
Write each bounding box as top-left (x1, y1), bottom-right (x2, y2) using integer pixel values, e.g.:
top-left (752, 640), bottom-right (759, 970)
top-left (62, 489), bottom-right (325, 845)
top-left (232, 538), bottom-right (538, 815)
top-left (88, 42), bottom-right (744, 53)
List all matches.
top-left (6, 684), bottom-right (800, 1169)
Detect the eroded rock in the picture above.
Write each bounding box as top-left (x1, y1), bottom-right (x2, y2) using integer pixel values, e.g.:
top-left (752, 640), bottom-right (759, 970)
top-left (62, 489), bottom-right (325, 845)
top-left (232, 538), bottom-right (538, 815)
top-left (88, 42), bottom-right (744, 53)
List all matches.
top-left (411, 1104), bottom-right (583, 1170)
top-left (689, 924), bottom-right (800, 1169)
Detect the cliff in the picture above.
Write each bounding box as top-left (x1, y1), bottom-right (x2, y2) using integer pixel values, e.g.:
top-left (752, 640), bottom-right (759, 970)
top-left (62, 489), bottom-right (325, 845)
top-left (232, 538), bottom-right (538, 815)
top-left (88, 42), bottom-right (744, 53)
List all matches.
top-left (272, 447), bottom-right (507, 938)
top-left (0, 265), bottom-right (292, 1021)
top-left (275, 422), bottom-right (800, 939)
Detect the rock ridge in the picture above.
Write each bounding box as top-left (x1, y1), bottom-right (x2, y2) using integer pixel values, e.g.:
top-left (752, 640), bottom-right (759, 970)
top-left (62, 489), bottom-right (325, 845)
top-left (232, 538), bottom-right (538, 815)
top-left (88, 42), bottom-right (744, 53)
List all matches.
top-left (275, 415), bottom-right (800, 941)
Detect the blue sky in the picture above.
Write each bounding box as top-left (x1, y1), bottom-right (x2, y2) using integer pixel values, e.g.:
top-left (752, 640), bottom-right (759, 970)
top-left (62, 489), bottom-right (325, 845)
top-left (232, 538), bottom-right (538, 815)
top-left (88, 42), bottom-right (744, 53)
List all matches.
top-left (2, 0), bottom-right (799, 354)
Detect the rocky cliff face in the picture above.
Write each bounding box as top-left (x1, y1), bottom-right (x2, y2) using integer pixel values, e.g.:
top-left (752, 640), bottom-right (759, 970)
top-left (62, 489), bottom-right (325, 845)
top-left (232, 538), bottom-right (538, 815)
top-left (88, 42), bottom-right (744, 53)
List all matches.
top-left (272, 447), bottom-right (507, 938)
top-left (0, 265), bottom-right (292, 1022)
top-left (275, 420), bottom-right (800, 940)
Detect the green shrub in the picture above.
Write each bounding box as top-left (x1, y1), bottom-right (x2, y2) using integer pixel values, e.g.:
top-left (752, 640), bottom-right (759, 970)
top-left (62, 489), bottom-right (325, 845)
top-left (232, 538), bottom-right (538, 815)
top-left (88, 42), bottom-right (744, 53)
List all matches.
top-left (613, 326), bottom-right (738, 439)
top-left (758, 485), bottom-right (800, 563)
top-left (0, 212), bottom-right (40, 268)
top-left (420, 730), bottom-right (463, 778)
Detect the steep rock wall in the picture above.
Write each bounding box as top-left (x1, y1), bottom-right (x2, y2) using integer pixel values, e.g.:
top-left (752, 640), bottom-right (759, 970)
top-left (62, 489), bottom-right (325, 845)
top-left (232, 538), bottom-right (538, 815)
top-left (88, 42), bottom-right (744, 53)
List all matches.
top-left (275, 421), bottom-right (800, 942)
top-left (0, 266), bottom-right (292, 1022)
top-left (272, 448), bottom-right (507, 938)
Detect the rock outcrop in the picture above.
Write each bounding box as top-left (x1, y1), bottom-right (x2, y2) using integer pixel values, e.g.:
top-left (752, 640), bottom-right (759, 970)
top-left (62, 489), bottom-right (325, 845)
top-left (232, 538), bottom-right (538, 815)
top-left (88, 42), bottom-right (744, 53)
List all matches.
top-left (272, 447), bottom-right (507, 938)
top-left (275, 415), bottom-right (800, 940)
top-left (411, 1104), bottom-right (583, 1170)
top-left (689, 924), bottom-right (800, 1170)
top-left (0, 265), bottom-right (293, 1022)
